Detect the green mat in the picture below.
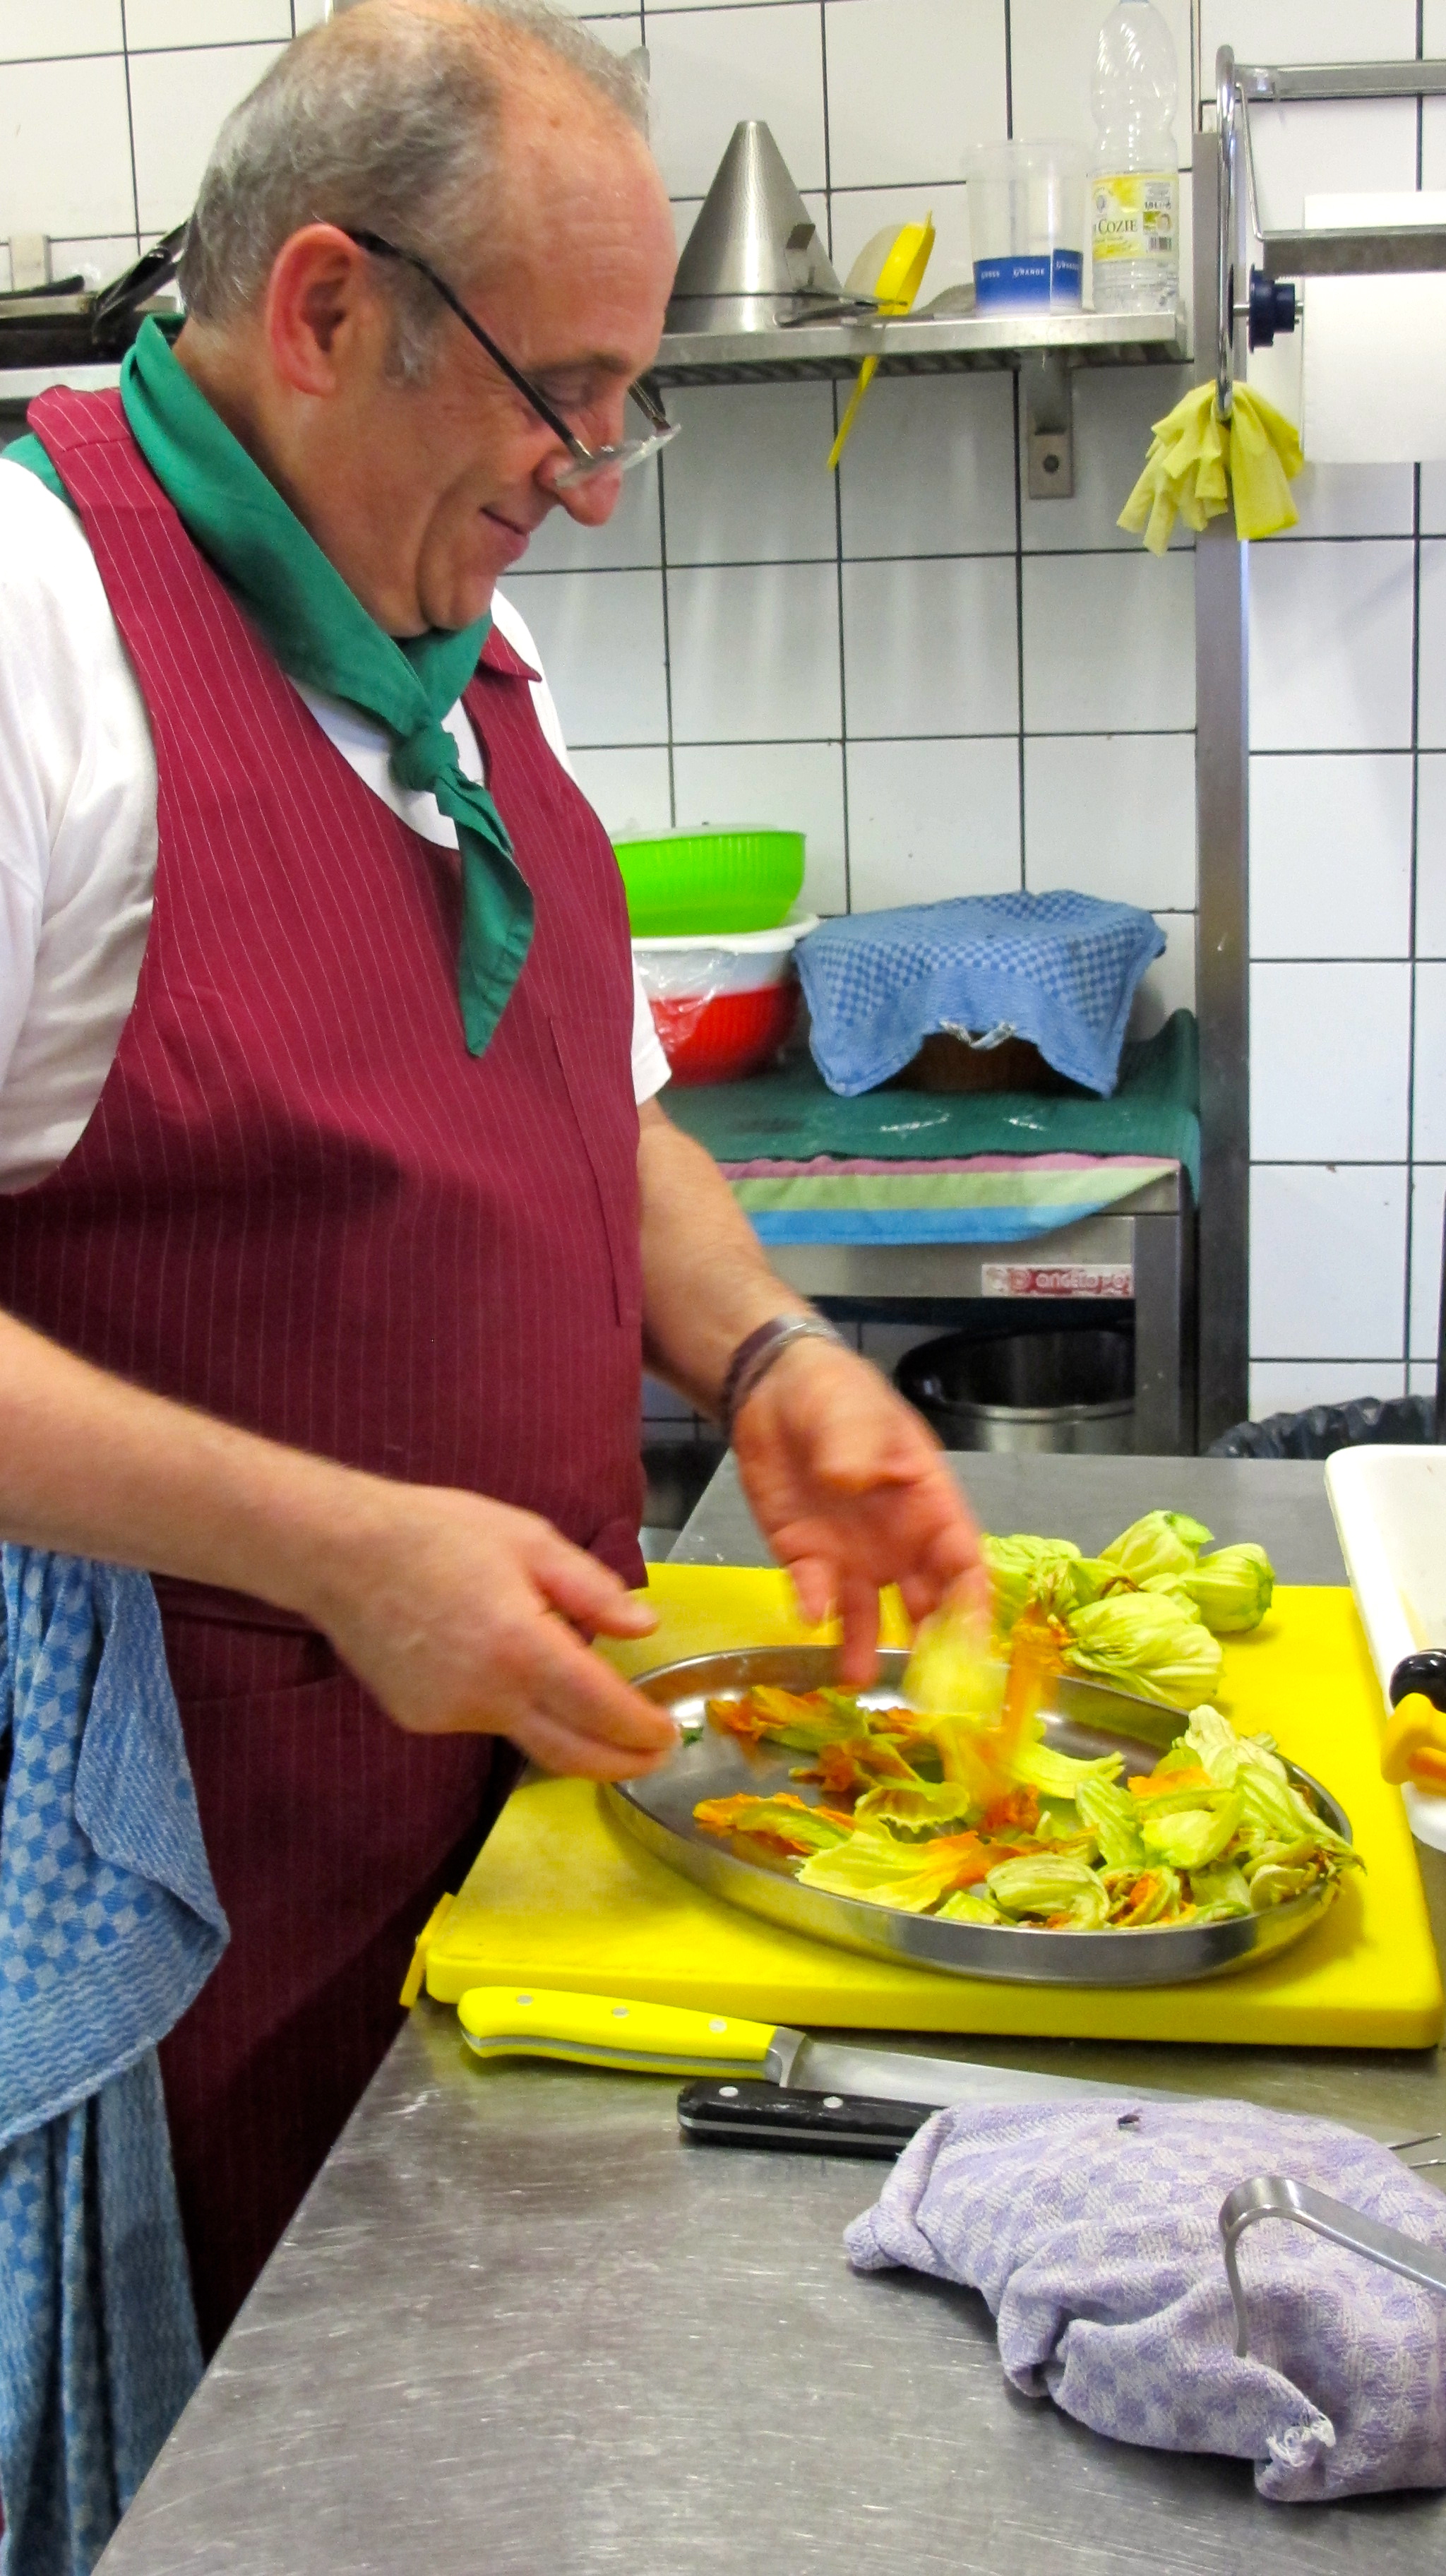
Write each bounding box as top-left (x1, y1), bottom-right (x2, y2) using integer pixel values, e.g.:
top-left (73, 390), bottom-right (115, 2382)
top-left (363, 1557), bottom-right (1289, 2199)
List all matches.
top-left (666, 1010), bottom-right (1200, 1195)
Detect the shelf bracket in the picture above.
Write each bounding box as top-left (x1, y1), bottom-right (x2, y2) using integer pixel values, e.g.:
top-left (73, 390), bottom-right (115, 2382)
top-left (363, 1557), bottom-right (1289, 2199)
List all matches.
top-left (1022, 352), bottom-right (1073, 499)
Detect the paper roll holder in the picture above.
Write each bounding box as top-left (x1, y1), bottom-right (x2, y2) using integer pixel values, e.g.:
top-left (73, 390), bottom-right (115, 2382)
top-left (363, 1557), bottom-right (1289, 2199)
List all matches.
top-left (1214, 47), bottom-right (1446, 420)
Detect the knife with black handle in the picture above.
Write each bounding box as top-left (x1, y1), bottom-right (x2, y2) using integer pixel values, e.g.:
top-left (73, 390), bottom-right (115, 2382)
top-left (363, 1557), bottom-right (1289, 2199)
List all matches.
top-left (677, 2078), bottom-right (936, 2158)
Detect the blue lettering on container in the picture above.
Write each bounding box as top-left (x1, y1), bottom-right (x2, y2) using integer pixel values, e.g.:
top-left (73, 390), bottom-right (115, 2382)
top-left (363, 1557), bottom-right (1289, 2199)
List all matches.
top-left (974, 250), bottom-right (1083, 309)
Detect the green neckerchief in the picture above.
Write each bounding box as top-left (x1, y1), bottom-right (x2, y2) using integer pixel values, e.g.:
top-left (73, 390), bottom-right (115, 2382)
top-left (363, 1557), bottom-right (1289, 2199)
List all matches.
top-left (7, 319), bottom-right (531, 1054)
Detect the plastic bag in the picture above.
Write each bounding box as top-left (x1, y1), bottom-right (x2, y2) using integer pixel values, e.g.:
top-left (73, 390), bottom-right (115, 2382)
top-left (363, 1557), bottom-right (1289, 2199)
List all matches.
top-left (1207, 1393), bottom-right (1435, 1461)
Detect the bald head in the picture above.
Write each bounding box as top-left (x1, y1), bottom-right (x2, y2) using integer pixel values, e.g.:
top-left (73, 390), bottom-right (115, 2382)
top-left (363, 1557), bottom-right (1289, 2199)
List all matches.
top-left (181, 0), bottom-right (657, 377)
top-left (169, 0), bottom-right (674, 636)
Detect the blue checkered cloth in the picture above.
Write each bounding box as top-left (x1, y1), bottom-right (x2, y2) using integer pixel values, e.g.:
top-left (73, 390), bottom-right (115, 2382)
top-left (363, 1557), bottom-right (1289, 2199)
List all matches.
top-left (0, 1551), bottom-right (227, 2576)
top-left (795, 893), bottom-right (1167, 1097)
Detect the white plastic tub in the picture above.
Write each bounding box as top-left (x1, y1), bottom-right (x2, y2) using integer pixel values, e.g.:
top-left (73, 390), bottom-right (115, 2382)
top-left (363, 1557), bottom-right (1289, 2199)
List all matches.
top-left (1325, 1443), bottom-right (1446, 1852)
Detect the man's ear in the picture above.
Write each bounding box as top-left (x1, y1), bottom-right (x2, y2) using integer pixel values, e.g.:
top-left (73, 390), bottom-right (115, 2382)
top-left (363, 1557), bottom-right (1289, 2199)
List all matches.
top-left (263, 224), bottom-right (381, 395)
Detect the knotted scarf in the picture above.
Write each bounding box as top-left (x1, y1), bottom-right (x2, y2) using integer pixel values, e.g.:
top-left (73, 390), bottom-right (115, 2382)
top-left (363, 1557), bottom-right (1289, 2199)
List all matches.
top-left (11, 317), bottom-right (532, 1051)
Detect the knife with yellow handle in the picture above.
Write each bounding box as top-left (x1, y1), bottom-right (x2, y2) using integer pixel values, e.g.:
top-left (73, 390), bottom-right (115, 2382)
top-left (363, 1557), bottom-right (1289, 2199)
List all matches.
top-left (457, 1983), bottom-right (1184, 2098)
top-left (458, 1985), bottom-right (784, 2078)
top-left (453, 1986), bottom-right (1438, 2157)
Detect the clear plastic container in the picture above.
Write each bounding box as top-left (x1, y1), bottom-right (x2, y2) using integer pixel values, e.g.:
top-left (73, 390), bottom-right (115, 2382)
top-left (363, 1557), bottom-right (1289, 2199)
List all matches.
top-left (1090, 0), bottom-right (1180, 314)
top-left (965, 141), bottom-right (1085, 312)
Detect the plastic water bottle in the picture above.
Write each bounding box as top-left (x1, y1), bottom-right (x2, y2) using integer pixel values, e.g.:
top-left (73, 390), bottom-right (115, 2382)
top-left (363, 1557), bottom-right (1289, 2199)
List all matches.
top-left (1089, 0), bottom-right (1180, 314)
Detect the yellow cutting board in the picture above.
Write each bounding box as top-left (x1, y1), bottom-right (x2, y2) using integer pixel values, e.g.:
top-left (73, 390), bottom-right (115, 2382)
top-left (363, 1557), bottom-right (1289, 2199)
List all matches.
top-left (417, 1567), bottom-right (1444, 2049)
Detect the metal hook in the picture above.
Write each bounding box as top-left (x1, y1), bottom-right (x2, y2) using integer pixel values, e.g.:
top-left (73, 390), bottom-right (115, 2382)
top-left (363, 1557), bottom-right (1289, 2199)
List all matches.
top-left (1220, 2174), bottom-right (1446, 2361)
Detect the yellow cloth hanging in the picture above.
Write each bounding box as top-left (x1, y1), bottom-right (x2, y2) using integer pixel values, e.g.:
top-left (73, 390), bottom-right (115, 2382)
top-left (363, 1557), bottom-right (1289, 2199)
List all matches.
top-left (1118, 380), bottom-right (1304, 554)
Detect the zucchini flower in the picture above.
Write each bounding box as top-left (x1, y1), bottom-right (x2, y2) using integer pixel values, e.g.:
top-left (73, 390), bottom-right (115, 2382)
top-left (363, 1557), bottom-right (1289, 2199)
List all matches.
top-left (1099, 1509), bottom-right (1213, 1585)
top-left (1140, 1790), bottom-right (1245, 1871)
top-left (985, 1852), bottom-right (1111, 1929)
top-left (981, 1533), bottom-right (1085, 1632)
top-left (1177, 1542), bottom-right (1275, 1635)
top-left (1063, 1592), bottom-right (1224, 1708)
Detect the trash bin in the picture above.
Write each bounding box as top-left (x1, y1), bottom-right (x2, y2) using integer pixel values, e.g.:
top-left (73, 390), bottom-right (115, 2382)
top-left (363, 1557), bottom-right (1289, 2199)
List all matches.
top-left (895, 1323), bottom-right (1135, 1455)
top-left (1206, 1393), bottom-right (1434, 1460)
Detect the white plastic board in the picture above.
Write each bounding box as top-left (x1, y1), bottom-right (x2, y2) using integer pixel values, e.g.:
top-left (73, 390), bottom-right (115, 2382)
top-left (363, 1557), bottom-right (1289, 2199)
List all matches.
top-left (1325, 1445), bottom-right (1446, 1854)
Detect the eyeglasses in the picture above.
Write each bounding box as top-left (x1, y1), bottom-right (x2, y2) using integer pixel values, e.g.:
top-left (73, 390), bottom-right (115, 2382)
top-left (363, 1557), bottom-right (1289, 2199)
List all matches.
top-left (345, 227), bottom-right (679, 489)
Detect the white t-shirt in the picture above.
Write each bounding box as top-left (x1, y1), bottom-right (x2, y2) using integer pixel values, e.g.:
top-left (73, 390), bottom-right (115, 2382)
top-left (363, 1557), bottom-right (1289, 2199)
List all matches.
top-left (0, 458), bottom-right (667, 1192)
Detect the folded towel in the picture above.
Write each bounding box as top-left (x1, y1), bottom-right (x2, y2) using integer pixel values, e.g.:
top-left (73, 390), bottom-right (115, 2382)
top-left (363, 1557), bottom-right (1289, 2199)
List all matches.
top-left (1118, 381), bottom-right (1305, 555)
top-left (845, 2097), bottom-right (1446, 2503)
top-left (795, 893), bottom-right (1165, 1099)
top-left (0, 1551), bottom-right (228, 2576)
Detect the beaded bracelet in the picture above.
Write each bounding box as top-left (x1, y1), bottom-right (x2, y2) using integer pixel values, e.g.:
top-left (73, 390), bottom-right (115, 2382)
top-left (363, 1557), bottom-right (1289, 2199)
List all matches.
top-left (721, 1313), bottom-right (847, 1443)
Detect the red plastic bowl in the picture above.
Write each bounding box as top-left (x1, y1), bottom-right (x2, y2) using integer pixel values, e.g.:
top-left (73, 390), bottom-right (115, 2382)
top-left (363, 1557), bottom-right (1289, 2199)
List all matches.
top-left (651, 983), bottom-right (798, 1085)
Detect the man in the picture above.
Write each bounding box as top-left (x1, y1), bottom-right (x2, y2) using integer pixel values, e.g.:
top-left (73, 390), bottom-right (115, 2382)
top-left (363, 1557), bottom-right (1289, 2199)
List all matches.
top-left (0, 0), bottom-right (981, 2348)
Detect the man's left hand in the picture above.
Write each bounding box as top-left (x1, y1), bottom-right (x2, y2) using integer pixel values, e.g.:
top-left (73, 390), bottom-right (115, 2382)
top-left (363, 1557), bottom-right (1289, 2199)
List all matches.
top-left (730, 1337), bottom-right (987, 1684)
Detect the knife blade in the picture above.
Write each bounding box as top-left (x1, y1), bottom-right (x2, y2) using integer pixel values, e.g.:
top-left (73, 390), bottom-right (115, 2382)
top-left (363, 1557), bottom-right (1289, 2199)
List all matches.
top-left (454, 1984), bottom-right (1435, 2153)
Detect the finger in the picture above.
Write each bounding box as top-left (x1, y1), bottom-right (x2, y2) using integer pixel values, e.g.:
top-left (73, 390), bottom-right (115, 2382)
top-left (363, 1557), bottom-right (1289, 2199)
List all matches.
top-left (531, 1533), bottom-right (659, 1636)
top-left (508, 1703), bottom-right (676, 1781)
top-left (780, 1549), bottom-right (835, 1630)
top-left (587, 1594), bottom-right (659, 1639)
top-left (834, 1570), bottom-right (883, 1687)
top-left (897, 1570), bottom-right (942, 1626)
top-left (525, 1619), bottom-right (681, 1755)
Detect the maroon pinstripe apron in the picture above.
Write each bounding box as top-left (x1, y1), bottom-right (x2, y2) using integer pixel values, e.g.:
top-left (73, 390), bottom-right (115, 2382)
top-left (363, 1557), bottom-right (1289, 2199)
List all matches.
top-left (1, 389), bottom-right (646, 2350)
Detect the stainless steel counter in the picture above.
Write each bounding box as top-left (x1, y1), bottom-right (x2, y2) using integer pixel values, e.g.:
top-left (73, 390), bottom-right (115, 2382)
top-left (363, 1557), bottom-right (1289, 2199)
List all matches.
top-left (672, 1450), bottom-right (1356, 1586)
top-left (97, 1455), bottom-right (1446, 2573)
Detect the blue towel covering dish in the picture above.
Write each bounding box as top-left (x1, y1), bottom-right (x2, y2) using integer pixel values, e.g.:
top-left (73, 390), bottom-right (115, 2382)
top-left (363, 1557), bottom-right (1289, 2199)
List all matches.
top-left (0, 1551), bottom-right (227, 2576)
top-left (795, 891), bottom-right (1167, 1098)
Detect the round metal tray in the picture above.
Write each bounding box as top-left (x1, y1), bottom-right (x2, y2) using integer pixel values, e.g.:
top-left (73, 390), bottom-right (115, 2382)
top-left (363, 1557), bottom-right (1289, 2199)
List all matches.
top-left (606, 1647), bottom-right (1352, 1988)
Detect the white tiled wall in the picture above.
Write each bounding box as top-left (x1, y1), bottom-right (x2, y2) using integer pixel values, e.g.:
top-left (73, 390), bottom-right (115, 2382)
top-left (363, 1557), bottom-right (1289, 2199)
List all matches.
top-left (1233, 1), bottom-right (1446, 1419)
top-left (0, 0), bottom-right (294, 285)
top-left (9, 0), bottom-right (1438, 1435)
top-left (530, 0), bottom-right (1200, 1033)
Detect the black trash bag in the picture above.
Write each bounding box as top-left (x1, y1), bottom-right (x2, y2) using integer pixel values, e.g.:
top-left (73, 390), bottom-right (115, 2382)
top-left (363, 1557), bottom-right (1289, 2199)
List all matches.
top-left (1207, 1393), bottom-right (1435, 1461)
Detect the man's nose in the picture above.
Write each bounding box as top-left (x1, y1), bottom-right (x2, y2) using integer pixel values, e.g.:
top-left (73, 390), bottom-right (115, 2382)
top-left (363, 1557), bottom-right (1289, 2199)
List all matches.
top-left (554, 462), bottom-right (626, 526)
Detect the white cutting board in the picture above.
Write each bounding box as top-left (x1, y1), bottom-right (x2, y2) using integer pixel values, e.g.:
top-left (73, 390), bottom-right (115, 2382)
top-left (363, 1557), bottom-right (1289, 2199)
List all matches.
top-left (1326, 1445), bottom-right (1446, 1852)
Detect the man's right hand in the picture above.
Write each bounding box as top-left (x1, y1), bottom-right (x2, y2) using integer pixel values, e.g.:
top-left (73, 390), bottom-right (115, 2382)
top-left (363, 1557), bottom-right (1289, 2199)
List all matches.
top-left (306, 1484), bottom-right (678, 1780)
top-left (0, 1308), bottom-right (678, 1784)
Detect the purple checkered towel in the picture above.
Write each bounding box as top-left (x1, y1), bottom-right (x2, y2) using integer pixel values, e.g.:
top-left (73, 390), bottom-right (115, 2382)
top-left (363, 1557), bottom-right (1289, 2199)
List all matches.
top-left (844, 2098), bottom-right (1446, 2503)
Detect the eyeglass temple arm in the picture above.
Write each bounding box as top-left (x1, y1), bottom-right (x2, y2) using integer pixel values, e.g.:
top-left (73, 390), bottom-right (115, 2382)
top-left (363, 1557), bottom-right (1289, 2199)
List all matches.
top-left (344, 227), bottom-right (580, 452)
top-left (345, 225), bottom-right (671, 454)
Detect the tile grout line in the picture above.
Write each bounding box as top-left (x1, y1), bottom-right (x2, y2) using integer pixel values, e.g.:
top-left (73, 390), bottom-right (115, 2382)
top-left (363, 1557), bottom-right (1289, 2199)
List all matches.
top-left (118, 0), bottom-right (142, 249)
top-left (655, 450), bottom-right (677, 827)
top-left (1003, 0), bottom-right (1027, 892)
top-left (1404, 13), bottom-right (1426, 1392)
top-left (567, 727), bottom-right (1202, 746)
top-left (819, 0), bottom-right (852, 912)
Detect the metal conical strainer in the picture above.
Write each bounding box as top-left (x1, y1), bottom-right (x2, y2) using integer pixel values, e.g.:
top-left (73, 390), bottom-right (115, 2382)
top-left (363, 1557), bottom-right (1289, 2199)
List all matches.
top-left (666, 120), bottom-right (858, 333)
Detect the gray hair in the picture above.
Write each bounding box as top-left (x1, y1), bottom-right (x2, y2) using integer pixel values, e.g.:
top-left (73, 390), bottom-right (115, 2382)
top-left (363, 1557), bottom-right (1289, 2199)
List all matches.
top-left (179, 0), bottom-right (650, 379)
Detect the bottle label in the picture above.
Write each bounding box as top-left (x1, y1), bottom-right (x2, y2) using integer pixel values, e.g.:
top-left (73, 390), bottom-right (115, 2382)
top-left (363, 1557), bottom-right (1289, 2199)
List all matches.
top-left (1091, 172), bottom-right (1178, 262)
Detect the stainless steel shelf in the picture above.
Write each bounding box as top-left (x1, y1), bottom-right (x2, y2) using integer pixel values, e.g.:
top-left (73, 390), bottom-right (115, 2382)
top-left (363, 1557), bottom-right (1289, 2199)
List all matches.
top-left (651, 305), bottom-right (1190, 387)
top-left (0, 360), bottom-right (121, 407)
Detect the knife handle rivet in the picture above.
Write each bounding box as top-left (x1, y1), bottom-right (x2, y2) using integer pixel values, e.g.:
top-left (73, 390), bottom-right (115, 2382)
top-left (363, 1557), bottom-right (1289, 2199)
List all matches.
top-left (823, 2096), bottom-right (844, 2109)
top-left (611, 2005), bottom-right (628, 2018)
top-left (719, 2085), bottom-right (739, 2098)
top-left (709, 2018), bottom-right (727, 2032)
top-left (516, 1995), bottom-right (532, 2007)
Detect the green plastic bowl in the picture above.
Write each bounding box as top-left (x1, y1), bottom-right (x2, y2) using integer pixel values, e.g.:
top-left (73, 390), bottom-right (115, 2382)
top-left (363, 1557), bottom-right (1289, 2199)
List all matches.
top-left (613, 828), bottom-right (805, 936)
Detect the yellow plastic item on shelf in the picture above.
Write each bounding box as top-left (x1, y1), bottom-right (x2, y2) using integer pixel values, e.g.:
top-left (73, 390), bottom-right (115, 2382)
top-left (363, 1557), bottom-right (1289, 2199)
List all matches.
top-left (827, 217), bottom-right (935, 471)
top-left (1381, 1692), bottom-right (1446, 1794)
top-left (1118, 380), bottom-right (1304, 554)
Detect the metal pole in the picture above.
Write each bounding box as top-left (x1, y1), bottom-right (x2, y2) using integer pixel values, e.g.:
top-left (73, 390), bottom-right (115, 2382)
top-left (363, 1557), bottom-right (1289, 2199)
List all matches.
top-left (1193, 136), bottom-right (1250, 1448)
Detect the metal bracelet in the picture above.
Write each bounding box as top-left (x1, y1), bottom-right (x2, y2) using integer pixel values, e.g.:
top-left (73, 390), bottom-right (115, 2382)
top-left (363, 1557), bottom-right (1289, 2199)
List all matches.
top-left (721, 1314), bottom-right (845, 1442)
